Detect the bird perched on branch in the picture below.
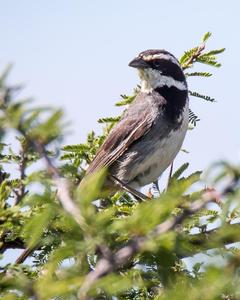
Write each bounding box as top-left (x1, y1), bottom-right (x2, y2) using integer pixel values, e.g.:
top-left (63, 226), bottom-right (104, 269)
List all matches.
top-left (85, 49), bottom-right (189, 192)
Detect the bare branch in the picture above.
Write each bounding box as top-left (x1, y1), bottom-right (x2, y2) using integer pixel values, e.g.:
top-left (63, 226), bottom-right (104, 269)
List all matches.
top-left (0, 238), bottom-right (25, 254)
top-left (33, 142), bottom-right (89, 232)
top-left (166, 161), bottom-right (174, 190)
top-left (15, 247), bottom-right (35, 264)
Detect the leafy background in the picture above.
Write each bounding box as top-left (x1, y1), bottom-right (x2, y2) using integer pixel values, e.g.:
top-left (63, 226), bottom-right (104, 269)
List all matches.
top-left (1, 31), bottom-right (240, 299)
top-left (0, 1), bottom-right (240, 299)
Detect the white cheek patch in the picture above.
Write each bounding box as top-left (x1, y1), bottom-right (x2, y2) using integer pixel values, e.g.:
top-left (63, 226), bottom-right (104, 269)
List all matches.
top-left (158, 74), bottom-right (187, 90)
top-left (140, 69), bottom-right (187, 93)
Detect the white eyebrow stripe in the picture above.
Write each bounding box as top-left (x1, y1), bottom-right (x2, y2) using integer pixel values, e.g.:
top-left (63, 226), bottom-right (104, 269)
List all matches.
top-left (143, 53), bottom-right (181, 67)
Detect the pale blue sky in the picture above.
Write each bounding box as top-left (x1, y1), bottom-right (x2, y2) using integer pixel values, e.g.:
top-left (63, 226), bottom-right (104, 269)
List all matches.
top-left (0, 1), bottom-right (239, 172)
top-left (0, 0), bottom-right (239, 266)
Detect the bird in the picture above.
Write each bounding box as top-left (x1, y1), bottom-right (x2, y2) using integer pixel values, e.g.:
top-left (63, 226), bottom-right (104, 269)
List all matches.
top-left (84, 49), bottom-right (189, 192)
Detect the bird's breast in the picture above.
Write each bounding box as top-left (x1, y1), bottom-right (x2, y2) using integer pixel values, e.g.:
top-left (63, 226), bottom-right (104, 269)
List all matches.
top-left (113, 101), bottom-right (189, 188)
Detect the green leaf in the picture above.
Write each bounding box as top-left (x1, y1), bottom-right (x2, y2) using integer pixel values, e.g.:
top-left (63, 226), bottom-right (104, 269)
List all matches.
top-left (0, 64), bottom-right (13, 85)
top-left (171, 163), bottom-right (189, 181)
top-left (202, 48), bottom-right (225, 56)
top-left (28, 109), bottom-right (64, 143)
top-left (23, 205), bottom-right (53, 248)
top-left (185, 72), bottom-right (212, 77)
top-left (180, 47), bottom-right (198, 65)
top-left (96, 273), bottom-right (134, 295)
top-left (189, 91), bottom-right (215, 102)
top-left (0, 180), bottom-right (11, 208)
top-left (77, 168), bottom-right (107, 218)
top-left (184, 170), bottom-right (202, 184)
top-left (188, 109), bottom-right (200, 128)
top-left (62, 144), bottom-right (89, 152)
top-left (98, 116), bottom-right (121, 124)
top-left (202, 31), bottom-right (212, 42)
top-left (196, 56), bottom-right (221, 67)
top-left (115, 94), bottom-right (135, 106)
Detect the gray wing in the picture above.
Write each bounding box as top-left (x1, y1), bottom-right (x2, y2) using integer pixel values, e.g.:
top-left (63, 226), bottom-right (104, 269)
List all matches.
top-left (86, 92), bottom-right (166, 175)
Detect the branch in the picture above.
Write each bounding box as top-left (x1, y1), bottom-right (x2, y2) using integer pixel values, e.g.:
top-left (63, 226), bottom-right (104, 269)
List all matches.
top-left (0, 238), bottom-right (25, 254)
top-left (13, 149), bottom-right (28, 205)
top-left (110, 174), bottom-right (148, 201)
top-left (15, 247), bottom-right (35, 264)
top-left (77, 191), bottom-right (214, 299)
top-left (0, 238), bottom-right (37, 264)
top-left (166, 161), bottom-right (174, 190)
top-left (2, 222), bottom-right (240, 264)
top-left (177, 222), bottom-right (240, 258)
top-left (181, 43), bottom-right (205, 70)
top-left (33, 142), bottom-right (89, 233)
top-left (13, 118), bottom-right (88, 233)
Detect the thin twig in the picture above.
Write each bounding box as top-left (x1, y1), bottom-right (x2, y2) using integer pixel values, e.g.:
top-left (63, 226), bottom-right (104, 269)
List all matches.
top-left (15, 247), bottom-right (35, 264)
top-left (17, 127), bottom-right (86, 229)
top-left (166, 161), bottom-right (174, 190)
top-left (182, 43), bottom-right (206, 70)
top-left (110, 174), bottom-right (148, 201)
top-left (34, 142), bottom-right (89, 232)
top-left (0, 238), bottom-right (26, 254)
top-left (13, 149), bottom-right (27, 205)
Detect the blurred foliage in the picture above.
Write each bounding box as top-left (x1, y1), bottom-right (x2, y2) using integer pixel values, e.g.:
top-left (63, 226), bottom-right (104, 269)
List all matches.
top-left (1, 33), bottom-right (239, 300)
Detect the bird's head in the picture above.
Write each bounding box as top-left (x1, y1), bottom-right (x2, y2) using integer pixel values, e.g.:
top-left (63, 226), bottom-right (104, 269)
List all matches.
top-left (129, 49), bottom-right (187, 93)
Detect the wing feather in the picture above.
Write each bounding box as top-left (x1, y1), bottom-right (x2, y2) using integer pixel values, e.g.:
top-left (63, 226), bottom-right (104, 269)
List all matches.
top-left (86, 93), bottom-right (163, 175)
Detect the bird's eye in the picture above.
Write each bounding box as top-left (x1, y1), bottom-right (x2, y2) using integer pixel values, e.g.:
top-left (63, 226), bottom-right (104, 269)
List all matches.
top-left (154, 61), bottom-right (161, 68)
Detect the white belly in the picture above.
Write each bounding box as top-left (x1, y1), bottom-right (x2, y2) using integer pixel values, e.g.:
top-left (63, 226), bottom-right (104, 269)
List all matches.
top-left (129, 103), bottom-right (189, 187)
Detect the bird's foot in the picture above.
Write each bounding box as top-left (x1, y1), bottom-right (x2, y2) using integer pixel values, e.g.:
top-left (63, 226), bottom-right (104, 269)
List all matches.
top-left (147, 188), bottom-right (154, 199)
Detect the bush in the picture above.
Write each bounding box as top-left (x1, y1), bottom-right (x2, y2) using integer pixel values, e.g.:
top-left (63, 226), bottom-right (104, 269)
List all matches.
top-left (1, 33), bottom-right (239, 300)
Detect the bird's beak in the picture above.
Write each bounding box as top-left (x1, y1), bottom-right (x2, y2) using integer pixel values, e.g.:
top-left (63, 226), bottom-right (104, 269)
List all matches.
top-left (128, 57), bottom-right (149, 69)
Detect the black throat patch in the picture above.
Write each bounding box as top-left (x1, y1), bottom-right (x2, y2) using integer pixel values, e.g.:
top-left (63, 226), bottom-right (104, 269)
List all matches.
top-left (155, 86), bottom-right (188, 123)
